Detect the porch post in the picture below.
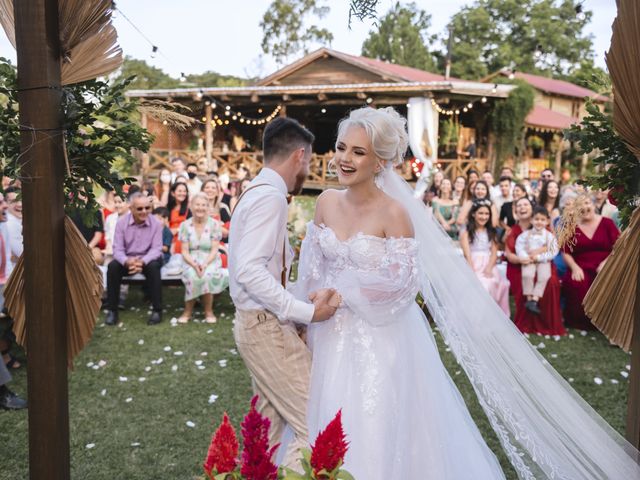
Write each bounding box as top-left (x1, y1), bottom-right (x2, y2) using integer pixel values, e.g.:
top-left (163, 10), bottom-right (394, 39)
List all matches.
top-left (205, 102), bottom-right (215, 171)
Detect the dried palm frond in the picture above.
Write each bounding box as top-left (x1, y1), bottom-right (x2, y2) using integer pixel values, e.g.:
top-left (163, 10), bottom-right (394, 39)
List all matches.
top-left (5, 217), bottom-right (104, 368)
top-left (584, 206), bottom-right (640, 351)
top-left (606, 0), bottom-right (640, 160)
top-left (0, 0), bottom-right (15, 48)
top-left (138, 100), bottom-right (197, 131)
top-left (0, 0), bottom-right (122, 85)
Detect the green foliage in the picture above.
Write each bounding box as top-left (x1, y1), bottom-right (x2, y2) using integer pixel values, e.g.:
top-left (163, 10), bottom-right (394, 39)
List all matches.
top-left (438, 117), bottom-right (459, 150)
top-left (185, 71), bottom-right (246, 88)
top-left (566, 100), bottom-right (640, 229)
top-left (260, 0), bottom-right (334, 65)
top-left (527, 135), bottom-right (544, 149)
top-left (490, 80), bottom-right (535, 171)
top-left (112, 56), bottom-right (181, 90)
top-left (361, 2), bottom-right (437, 71)
top-left (447, 0), bottom-right (595, 80)
top-left (0, 58), bottom-right (153, 226)
top-left (562, 59), bottom-right (610, 92)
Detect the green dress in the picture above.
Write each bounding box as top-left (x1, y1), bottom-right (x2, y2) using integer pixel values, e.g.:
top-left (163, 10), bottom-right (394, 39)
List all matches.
top-left (178, 217), bottom-right (229, 301)
top-left (432, 201), bottom-right (460, 240)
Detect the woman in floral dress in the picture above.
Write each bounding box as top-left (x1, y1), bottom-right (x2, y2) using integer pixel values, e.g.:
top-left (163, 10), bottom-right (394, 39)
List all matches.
top-left (177, 193), bottom-right (229, 324)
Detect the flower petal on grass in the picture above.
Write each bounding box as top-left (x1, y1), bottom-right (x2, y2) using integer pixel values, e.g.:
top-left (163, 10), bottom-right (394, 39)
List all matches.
top-left (594, 377), bottom-right (603, 385)
top-left (119, 376), bottom-right (128, 382)
top-left (186, 421), bottom-right (196, 428)
top-left (86, 443), bottom-right (96, 449)
top-left (208, 394), bottom-right (219, 404)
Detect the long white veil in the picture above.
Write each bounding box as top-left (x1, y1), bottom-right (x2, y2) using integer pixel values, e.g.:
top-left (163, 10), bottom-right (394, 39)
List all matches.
top-left (378, 167), bottom-right (640, 479)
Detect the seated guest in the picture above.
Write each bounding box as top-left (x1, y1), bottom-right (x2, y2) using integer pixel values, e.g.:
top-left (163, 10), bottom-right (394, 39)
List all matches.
top-left (499, 182), bottom-right (528, 235)
top-left (4, 186), bottom-right (22, 272)
top-left (70, 195), bottom-right (104, 265)
top-left (561, 195), bottom-right (619, 330)
top-left (177, 193), bottom-right (228, 324)
top-left (153, 168), bottom-right (172, 208)
top-left (103, 194), bottom-right (129, 257)
top-left (452, 175), bottom-right (466, 203)
top-left (504, 197), bottom-right (565, 336)
top-left (460, 200), bottom-right (510, 315)
top-left (0, 358), bottom-right (26, 410)
top-left (152, 207), bottom-right (173, 265)
top-left (593, 189), bottom-right (619, 226)
top-left (105, 193), bottom-right (163, 326)
top-left (432, 178), bottom-right (459, 240)
top-left (515, 206), bottom-right (558, 314)
top-left (167, 182), bottom-right (191, 254)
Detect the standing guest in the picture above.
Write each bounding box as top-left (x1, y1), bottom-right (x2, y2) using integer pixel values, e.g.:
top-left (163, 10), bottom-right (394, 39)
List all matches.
top-left (167, 182), bottom-right (191, 254)
top-left (540, 168), bottom-right (554, 184)
top-left (186, 162), bottom-right (203, 198)
top-left (538, 180), bottom-right (561, 221)
top-left (460, 200), bottom-right (510, 315)
top-left (515, 206), bottom-right (558, 314)
top-left (452, 175), bottom-right (466, 203)
top-left (561, 196), bottom-right (620, 330)
top-left (105, 193), bottom-right (163, 326)
top-left (152, 207), bottom-right (173, 265)
top-left (153, 168), bottom-right (172, 207)
top-left (177, 193), bottom-right (229, 324)
top-left (202, 177), bottom-right (231, 233)
top-left (504, 197), bottom-right (565, 336)
top-left (432, 178), bottom-right (459, 240)
top-left (464, 137), bottom-right (477, 159)
top-left (103, 194), bottom-right (129, 257)
top-left (457, 180), bottom-right (498, 227)
top-left (170, 157), bottom-right (189, 184)
top-left (499, 183), bottom-right (528, 232)
top-left (428, 170), bottom-right (444, 198)
top-left (4, 187), bottom-right (22, 271)
top-left (482, 170), bottom-right (495, 192)
top-left (593, 189), bottom-right (619, 224)
top-left (493, 176), bottom-right (513, 211)
top-left (467, 169), bottom-right (480, 184)
top-left (499, 166), bottom-right (514, 181)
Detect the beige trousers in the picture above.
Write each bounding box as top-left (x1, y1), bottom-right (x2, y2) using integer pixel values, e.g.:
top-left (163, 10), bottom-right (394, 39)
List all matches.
top-left (522, 262), bottom-right (552, 299)
top-left (233, 309), bottom-right (312, 472)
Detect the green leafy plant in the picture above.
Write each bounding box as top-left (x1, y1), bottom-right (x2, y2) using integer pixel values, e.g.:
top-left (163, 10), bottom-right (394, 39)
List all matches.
top-left (527, 135), bottom-right (544, 150)
top-left (490, 80), bottom-right (535, 173)
top-left (566, 100), bottom-right (640, 229)
top-left (0, 57), bottom-right (153, 226)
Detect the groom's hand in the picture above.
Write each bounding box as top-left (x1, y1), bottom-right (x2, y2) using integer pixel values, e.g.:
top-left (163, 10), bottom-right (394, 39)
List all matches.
top-left (310, 288), bottom-right (339, 323)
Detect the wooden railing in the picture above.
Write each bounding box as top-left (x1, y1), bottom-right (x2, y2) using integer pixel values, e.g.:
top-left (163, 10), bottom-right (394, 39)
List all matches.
top-left (139, 148), bottom-right (488, 188)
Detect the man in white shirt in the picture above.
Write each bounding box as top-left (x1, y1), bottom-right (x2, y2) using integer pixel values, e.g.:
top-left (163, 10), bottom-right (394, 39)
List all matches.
top-left (229, 117), bottom-right (337, 471)
top-left (492, 176), bottom-right (514, 211)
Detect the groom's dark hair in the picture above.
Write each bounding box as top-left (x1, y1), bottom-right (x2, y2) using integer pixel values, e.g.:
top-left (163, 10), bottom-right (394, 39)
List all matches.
top-left (262, 117), bottom-right (314, 163)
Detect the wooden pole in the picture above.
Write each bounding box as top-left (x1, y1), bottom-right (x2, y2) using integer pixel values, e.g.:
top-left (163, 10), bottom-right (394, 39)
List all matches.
top-left (140, 112), bottom-right (150, 179)
top-left (205, 103), bottom-right (214, 171)
top-left (626, 251), bottom-right (640, 450)
top-left (14, 1), bottom-right (70, 479)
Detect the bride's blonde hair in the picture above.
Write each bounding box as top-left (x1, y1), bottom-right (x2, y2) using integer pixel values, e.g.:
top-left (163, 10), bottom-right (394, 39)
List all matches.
top-left (333, 107), bottom-right (409, 168)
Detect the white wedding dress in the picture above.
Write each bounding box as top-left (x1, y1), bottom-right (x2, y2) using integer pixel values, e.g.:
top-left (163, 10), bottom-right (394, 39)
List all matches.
top-left (295, 222), bottom-right (506, 479)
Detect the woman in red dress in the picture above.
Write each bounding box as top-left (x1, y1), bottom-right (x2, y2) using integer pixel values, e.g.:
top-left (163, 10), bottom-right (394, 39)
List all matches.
top-left (504, 197), bottom-right (565, 336)
top-left (561, 196), bottom-right (619, 330)
top-left (167, 182), bottom-right (191, 254)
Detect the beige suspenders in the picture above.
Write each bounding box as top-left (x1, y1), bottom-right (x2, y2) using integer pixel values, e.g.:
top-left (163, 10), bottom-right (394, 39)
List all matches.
top-left (232, 184), bottom-right (288, 288)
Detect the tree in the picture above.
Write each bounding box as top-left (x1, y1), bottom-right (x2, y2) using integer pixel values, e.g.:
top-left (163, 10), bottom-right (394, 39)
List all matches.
top-left (447, 0), bottom-right (595, 80)
top-left (361, 2), bottom-right (437, 71)
top-left (563, 59), bottom-right (609, 91)
top-left (260, 0), bottom-right (334, 66)
top-left (185, 71), bottom-right (246, 88)
top-left (112, 56), bottom-right (181, 90)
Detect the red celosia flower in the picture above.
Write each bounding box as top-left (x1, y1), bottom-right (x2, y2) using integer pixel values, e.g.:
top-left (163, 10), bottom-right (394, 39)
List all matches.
top-left (203, 413), bottom-right (239, 476)
top-left (310, 410), bottom-right (349, 478)
top-left (240, 395), bottom-right (279, 480)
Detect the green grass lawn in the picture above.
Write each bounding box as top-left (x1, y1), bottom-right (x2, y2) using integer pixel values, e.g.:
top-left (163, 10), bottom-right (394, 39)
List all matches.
top-left (0, 286), bottom-right (631, 480)
top-left (0, 196), bottom-right (632, 479)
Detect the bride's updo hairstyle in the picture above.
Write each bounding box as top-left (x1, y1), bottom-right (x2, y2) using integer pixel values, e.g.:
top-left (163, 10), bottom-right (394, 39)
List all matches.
top-left (336, 107), bottom-right (409, 167)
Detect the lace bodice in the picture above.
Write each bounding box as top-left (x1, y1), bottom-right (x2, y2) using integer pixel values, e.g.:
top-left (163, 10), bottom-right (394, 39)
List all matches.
top-left (294, 222), bottom-right (421, 326)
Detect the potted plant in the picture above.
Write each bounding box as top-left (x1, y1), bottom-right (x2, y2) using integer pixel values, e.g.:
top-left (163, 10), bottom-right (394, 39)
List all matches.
top-left (527, 135), bottom-right (545, 158)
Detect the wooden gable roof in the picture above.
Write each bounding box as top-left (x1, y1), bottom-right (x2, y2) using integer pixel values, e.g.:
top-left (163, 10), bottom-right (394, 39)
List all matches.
top-left (258, 48), bottom-right (450, 87)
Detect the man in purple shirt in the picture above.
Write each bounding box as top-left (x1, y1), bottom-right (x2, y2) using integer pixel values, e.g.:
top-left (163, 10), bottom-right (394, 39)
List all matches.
top-left (105, 192), bottom-right (163, 326)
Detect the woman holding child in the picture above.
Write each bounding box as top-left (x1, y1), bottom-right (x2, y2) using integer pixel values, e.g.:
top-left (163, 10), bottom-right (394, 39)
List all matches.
top-left (504, 197), bottom-right (565, 335)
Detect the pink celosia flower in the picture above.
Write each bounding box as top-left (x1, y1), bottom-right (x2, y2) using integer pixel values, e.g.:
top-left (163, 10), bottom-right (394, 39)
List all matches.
top-left (240, 395), bottom-right (279, 480)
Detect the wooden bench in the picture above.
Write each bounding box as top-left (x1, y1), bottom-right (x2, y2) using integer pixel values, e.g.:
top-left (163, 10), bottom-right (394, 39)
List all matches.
top-left (120, 271), bottom-right (183, 287)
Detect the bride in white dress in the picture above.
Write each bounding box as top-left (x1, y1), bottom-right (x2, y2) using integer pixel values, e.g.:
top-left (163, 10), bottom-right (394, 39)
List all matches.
top-left (293, 107), bottom-right (640, 479)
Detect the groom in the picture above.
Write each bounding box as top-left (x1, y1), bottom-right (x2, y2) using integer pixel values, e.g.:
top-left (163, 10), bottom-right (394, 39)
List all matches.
top-left (229, 117), bottom-right (337, 470)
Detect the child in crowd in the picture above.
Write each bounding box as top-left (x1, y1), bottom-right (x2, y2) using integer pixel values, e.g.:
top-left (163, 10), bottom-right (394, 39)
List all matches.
top-left (515, 206), bottom-right (558, 314)
top-left (460, 199), bottom-right (511, 316)
top-left (153, 207), bottom-right (173, 265)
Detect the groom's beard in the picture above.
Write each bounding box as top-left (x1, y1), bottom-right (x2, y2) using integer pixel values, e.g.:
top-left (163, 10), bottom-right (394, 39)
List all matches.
top-left (289, 170), bottom-right (306, 196)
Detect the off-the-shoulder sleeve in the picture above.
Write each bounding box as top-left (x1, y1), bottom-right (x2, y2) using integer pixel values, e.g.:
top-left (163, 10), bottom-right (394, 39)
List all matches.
top-left (290, 222), bottom-right (326, 302)
top-left (334, 237), bottom-right (420, 326)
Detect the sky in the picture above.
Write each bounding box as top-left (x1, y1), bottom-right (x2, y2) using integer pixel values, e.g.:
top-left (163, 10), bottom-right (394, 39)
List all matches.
top-left (0, 0), bottom-right (618, 80)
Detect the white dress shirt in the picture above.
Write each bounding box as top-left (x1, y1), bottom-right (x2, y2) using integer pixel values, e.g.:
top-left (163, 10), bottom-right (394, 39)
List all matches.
top-left (515, 228), bottom-right (558, 263)
top-left (5, 212), bottom-right (22, 276)
top-left (229, 168), bottom-right (314, 324)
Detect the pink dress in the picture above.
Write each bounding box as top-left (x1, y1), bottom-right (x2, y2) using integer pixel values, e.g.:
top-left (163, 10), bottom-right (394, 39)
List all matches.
top-left (469, 230), bottom-right (510, 316)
